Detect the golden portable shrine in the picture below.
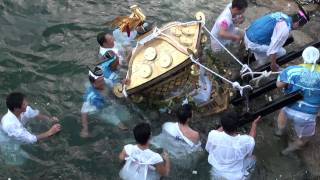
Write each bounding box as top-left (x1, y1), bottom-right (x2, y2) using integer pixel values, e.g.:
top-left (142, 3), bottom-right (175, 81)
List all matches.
top-left (109, 4), bottom-right (317, 121)
top-left (113, 3), bottom-right (320, 118)
top-left (112, 5), bottom-right (230, 116)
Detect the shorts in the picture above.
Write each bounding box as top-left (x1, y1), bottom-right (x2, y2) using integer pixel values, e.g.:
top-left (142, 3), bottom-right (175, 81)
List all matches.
top-left (81, 102), bottom-right (98, 114)
top-left (210, 156), bottom-right (256, 180)
top-left (283, 107), bottom-right (317, 138)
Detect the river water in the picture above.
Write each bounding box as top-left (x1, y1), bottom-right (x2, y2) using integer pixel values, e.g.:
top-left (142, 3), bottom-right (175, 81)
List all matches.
top-left (0, 0), bottom-right (319, 179)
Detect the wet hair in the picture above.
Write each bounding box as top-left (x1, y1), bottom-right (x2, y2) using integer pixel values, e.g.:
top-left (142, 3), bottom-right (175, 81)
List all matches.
top-left (133, 123), bottom-right (151, 145)
top-left (6, 92), bottom-right (26, 111)
top-left (97, 32), bottom-right (107, 46)
top-left (232, 0), bottom-right (248, 10)
top-left (177, 104), bottom-right (192, 124)
top-left (290, 13), bottom-right (308, 27)
top-left (290, 4), bottom-right (310, 27)
top-left (220, 111), bottom-right (239, 134)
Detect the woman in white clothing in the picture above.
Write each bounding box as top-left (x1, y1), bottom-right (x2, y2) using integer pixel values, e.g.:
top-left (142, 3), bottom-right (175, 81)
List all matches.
top-left (152, 104), bottom-right (203, 169)
top-left (119, 123), bottom-right (170, 180)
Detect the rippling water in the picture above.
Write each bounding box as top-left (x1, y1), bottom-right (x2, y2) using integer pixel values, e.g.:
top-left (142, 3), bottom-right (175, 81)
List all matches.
top-left (0, 0), bottom-right (319, 179)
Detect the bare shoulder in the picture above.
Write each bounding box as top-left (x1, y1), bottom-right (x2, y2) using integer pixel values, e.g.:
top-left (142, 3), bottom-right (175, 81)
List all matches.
top-left (189, 128), bottom-right (200, 142)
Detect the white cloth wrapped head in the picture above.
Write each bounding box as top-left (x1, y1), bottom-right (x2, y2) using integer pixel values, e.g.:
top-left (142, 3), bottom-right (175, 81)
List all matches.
top-left (302, 46), bottom-right (320, 71)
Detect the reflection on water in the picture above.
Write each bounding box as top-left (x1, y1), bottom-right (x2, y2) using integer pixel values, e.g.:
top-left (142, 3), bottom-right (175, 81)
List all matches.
top-left (0, 0), bottom-right (319, 179)
top-left (0, 143), bottom-right (26, 165)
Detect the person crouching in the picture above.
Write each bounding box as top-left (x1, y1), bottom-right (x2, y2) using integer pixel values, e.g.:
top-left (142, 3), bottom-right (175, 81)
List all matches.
top-left (244, 6), bottom-right (310, 70)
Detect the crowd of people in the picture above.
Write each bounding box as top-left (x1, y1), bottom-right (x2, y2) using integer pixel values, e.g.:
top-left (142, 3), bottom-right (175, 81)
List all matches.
top-left (1, 0), bottom-right (320, 179)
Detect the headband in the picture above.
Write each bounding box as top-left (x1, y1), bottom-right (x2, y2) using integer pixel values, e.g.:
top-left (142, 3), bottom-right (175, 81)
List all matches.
top-left (88, 67), bottom-right (103, 80)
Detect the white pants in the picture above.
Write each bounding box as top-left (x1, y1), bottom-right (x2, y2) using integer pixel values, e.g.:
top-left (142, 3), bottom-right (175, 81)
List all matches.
top-left (244, 34), bottom-right (286, 66)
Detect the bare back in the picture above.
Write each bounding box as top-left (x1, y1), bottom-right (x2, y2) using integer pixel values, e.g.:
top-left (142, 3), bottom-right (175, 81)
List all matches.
top-left (178, 123), bottom-right (200, 144)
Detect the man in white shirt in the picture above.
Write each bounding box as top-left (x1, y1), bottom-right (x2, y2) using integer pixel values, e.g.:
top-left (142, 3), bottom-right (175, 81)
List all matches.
top-left (244, 7), bottom-right (310, 70)
top-left (0, 92), bottom-right (61, 144)
top-left (205, 112), bottom-right (261, 180)
top-left (96, 32), bottom-right (132, 65)
top-left (210, 0), bottom-right (248, 52)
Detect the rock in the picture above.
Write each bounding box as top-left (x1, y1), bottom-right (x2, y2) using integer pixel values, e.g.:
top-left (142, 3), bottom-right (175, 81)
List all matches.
top-left (291, 31), bottom-right (313, 46)
top-left (302, 4), bottom-right (320, 11)
top-left (253, 0), bottom-right (298, 13)
top-left (305, 20), bottom-right (320, 38)
top-left (147, 110), bottom-right (160, 121)
top-left (249, 0), bottom-right (320, 18)
top-left (240, 6), bottom-right (269, 29)
top-left (300, 124), bottom-right (320, 177)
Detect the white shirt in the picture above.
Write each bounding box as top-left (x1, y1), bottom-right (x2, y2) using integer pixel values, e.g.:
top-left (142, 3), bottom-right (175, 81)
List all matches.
top-left (0, 106), bottom-right (39, 144)
top-left (266, 21), bottom-right (290, 56)
top-left (210, 3), bottom-right (235, 52)
top-left (244, 21), bottom-right (289, 56)
top-left (205, 130), bottom-right (255, 180)
top-left (119, 144), bottom-right (163, 180)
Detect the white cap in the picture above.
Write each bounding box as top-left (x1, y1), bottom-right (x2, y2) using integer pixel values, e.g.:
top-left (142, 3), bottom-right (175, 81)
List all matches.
top-left (302, 46), bottom-right (320, 64)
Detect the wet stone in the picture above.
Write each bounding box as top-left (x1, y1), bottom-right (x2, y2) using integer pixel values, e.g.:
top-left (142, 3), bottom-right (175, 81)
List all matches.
top-left (300, 124), bottom-right (320, 177)
top-left (253, 0), bottom-right (301, 13)
top-left (291, 31), bottom-right (314, 46)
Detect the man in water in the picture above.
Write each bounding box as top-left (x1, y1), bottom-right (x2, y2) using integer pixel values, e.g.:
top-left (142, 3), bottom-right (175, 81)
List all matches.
top-left (275, 46), bottom-right (320, 155)
top-left (119, 123), bottom-right (170, 180)
top-left (154, 104), bottom-right (202, 158)
top-left (210, 0), bottom-right (248, 52)
top-left (244, 6), bottom-right (310, 70)
top-left (98, 50), bottom-right (121, 88)
top-left (0, 92), bottom-right (61, 144)
top-left (205, 111), bottom-right (261, 180)
top-left (96, 32), bottom-right (132, 65)
top-left (80, 67), bottom-right (127, 138)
